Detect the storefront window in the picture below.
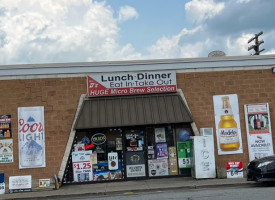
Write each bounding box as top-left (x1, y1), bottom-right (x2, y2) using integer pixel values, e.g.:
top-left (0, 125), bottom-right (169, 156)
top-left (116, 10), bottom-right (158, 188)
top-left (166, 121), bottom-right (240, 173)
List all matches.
top-left (63, 124), bottom-right (194, 184)
top-left (71, 128), bottom-right (124, 183)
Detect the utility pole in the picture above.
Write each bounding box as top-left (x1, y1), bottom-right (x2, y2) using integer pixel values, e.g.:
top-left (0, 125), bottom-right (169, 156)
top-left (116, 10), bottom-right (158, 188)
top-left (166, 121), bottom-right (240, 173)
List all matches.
top-left (248, 31), bottom-right (265, 55)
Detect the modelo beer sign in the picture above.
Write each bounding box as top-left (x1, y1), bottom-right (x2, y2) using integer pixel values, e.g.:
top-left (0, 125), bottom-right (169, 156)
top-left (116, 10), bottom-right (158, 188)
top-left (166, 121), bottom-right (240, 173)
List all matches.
top-left (87, 71), bottom-right (177, 97)
top-left (91, 133), bottom-right (106, 145)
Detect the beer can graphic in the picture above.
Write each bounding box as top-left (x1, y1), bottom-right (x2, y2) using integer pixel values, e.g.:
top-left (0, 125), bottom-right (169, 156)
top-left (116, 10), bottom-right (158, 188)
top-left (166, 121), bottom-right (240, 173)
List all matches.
top-left (18, 107), bottom-right (46, 169)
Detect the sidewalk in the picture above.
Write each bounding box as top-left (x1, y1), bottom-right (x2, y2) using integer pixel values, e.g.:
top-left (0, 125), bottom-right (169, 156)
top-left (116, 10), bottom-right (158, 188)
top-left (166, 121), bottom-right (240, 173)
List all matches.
top-left (0, 177), bottom-right (254, 200)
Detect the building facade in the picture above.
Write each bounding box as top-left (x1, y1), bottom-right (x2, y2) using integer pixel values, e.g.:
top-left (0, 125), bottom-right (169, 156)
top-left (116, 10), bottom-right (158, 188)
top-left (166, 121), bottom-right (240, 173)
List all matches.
top-left (0, 54), bottom-right (275, 184)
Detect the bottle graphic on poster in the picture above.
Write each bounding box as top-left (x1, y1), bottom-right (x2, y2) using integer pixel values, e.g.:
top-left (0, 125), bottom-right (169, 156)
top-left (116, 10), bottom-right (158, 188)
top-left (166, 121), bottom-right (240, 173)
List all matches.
top-left (253, 115), bottom-right (257, 130)
top-left (253, 115), bottom-right (262, 130)
top-left (256, 115), bottom-right (261, 130)
top-left (218, 96), bottom-right (240, 151)
top-left (259, 114), bottom-right (264, 128)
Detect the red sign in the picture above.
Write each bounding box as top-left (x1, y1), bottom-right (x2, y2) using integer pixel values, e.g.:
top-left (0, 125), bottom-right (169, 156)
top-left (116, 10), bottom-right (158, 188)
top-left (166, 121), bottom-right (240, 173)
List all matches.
top-left (87, 71), bottom-right (177, 97)
top-left (226, 161), bottom-right (243, 178)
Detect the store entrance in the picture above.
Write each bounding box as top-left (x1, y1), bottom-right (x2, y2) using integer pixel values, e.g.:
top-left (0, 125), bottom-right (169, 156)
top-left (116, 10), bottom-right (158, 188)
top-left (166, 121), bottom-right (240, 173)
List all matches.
top-left (124, 129), bottom-right (147, 179)
top-left (63, 124), bottom-right (194, 184)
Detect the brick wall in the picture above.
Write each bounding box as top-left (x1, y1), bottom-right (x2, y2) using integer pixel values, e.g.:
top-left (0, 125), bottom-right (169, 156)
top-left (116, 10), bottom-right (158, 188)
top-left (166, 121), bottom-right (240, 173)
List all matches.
top-left (177, 69), bottom-right (275, 168)
top-left (0, 77), bottom-right (86, 179)
top-left (0, 68), bottom-right (274, 180)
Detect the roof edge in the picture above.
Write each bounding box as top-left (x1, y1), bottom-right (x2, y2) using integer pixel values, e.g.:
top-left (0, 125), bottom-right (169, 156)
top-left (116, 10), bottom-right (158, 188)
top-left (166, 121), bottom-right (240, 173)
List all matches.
top-left (1, 54), bottom-right (275, 79)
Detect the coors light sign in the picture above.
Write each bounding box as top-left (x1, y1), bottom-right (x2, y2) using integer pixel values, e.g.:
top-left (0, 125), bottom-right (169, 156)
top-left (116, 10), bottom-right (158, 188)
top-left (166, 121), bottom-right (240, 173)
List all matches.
top-left (18, 107), bottom-right (46, 169)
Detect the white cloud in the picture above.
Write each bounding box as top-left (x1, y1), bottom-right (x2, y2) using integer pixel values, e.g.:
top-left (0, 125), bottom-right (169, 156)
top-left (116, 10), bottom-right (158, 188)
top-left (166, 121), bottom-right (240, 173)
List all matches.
top-left (225, 33), bottom-right (252, 56)
top-left (0, 0), bottom-right (273, 64)
top-left (147, 26), bottom-right (206, 59)
top-left (118, 6), bottom-right (138, 22)
top-left (0, 0), bottom-right (141, 64)
top-left (185, 0), bottom-right (225, 24)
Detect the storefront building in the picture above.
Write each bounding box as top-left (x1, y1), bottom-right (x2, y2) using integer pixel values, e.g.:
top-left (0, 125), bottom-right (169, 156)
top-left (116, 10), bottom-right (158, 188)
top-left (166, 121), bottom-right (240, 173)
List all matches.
top-left (1, 54), bottom-right (275, 185)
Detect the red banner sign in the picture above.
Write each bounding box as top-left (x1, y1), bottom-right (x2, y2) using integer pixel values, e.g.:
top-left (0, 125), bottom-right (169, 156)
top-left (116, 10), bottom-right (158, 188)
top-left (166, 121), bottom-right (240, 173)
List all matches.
top-left (87, 71), bottom-right (177, 97)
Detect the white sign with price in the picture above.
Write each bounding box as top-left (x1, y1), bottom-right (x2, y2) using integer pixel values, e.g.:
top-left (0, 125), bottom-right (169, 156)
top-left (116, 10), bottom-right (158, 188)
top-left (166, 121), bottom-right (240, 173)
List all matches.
top-left (72, 151), bottom-right (93, 182)
top-left (178, 158), bottom-right (191, 168)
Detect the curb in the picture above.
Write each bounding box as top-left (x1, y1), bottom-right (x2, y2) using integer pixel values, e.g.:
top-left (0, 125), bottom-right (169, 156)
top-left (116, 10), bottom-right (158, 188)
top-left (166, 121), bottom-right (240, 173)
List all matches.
top-left (0, 181), bottom-right (255, 200)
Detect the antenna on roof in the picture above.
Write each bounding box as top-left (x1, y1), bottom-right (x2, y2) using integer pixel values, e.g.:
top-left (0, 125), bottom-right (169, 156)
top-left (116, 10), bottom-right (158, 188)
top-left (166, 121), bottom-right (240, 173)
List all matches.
top-left (248, 31), bottom-right (265, 55)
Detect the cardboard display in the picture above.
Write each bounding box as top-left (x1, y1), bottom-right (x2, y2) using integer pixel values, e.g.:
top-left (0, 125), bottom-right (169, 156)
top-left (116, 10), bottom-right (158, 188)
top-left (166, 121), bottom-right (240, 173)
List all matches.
top-left (169, 157), bottom-right (178, 175)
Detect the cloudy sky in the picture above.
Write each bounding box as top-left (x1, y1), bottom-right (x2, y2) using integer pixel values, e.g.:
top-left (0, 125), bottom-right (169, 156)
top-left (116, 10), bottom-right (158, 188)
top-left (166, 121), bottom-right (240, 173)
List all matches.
top-left (0, 0), bottom-right (274, 65)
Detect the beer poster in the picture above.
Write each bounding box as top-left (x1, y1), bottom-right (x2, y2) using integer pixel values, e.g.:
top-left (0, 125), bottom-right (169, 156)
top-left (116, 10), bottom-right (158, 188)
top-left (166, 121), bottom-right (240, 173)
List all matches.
top-left (0, 115), bottom-right (12, 138)
top-left (244, 103), bottom-right (274, 161)
top-left (0, 139), bottom-right (13, 163)
top-left (18, 107), bottom-right (46, 169)
top-left (213, 94), bottom-right (243, 155)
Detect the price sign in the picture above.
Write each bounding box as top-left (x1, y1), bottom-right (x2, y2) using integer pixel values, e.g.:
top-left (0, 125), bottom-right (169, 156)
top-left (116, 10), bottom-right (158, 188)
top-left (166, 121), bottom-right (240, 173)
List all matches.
top-left (178, 158), bottom-right (191, 168)
top-left (72, 161), bottom-right (93, 182)
top-left (72, 151), bottom-right (93, 182)
top-left (73, 162), bottom-right (92, 170)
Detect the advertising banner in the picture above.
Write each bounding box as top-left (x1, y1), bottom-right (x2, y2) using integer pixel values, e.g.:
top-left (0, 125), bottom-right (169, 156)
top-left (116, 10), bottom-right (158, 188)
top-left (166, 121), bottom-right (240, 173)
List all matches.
top-left (244, 103), bottom-right (274, 161)
top-left (9, 175), bottom-right (32, 193)
top-left (156, 143), bottom-right (168, 159)
top-left (0, 139), bottom-right (13, 163)
top-left (148, 159), bottom-right (169, 176)
top-left (93, 162), bottom-right (122, 181)
top-left (0, 115), bottom-right (12, 138)
top-left (213, 94), bottom-right (243, 155)
top-left (72, 151), bottom-right (93, 182)
top-left (155, 128), bottom-right (166, 143)
top-left (18, 107), bottom-right (46, 169)
top-left (87, 71), bottom-right (177, 97)
top-left (126, 152), bottom-right (145, 178)
top-left (226, 161), bottom-right (243, 178)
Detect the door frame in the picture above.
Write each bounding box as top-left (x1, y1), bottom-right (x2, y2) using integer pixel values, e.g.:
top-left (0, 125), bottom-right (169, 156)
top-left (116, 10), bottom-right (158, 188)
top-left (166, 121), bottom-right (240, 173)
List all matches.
top-left (123, 127), bottom-right (148, 180)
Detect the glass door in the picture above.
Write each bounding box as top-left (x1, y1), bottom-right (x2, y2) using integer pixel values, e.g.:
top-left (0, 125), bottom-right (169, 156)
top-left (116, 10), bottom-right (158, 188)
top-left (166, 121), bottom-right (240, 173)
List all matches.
top-left (124, 129), bottom-right (146, 179)
top-left (146, 127), bottom-right (170, 177)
